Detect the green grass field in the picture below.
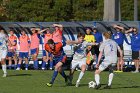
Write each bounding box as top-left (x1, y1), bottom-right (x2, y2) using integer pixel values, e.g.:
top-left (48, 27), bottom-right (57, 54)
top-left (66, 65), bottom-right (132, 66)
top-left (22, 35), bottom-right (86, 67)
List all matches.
top-left (0, 70), bottom-right (140, 93)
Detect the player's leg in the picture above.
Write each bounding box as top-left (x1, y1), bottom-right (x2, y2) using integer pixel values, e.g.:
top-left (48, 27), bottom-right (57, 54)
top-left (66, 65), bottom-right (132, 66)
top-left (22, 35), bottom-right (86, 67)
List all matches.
top-left (49, 54), bottom-right (53, 70)
top-left (76, 64), bottom-right (86, 87)
top-left (8, 56), bottom-right (12, 70)
top-left (24, 52), bottom-right (29, 70)
top-left (16, 52), bottom-right (23, 70)
top-left (41, 50), bottom-right (48, 70)
top-left (1, 50), bottom-right (8, 77)
top-left (31, 48), bottom-right (39, 70)
top-left (104, 64), bottom-right (116, 89)
top-left (13, 53), bottom-right (18, 70)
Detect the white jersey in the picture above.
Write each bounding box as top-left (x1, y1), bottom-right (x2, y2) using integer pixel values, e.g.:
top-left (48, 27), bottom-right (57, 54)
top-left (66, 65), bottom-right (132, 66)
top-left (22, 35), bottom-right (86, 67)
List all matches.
top-left (0, 32), bottom-right (8, 50)
top-left (99, 39), bottom-right (119, 63)
top-left (73, 41), bottom-right (90, 60)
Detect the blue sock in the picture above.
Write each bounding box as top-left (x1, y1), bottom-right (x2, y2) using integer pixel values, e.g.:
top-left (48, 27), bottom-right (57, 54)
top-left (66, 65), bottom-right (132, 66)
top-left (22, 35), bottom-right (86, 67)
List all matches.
top-left (42, 61), bottom-right (46, 69)
top-left (14, 65), bottom-right (17, 70)
top-left (49, 60), bottom-right (53, 69)
top-left (34, 60), bottom-right (38, 69)
top-left (17, 64), bottom-right (21, 68)
top-left (25, 64), bottom-right (28, 68)
top-left (60, 70), bottom-right (67, 79)
top-left (50, 70), bottom-right (58, 84)
top-left (8, 65), bottom-right (12, 69)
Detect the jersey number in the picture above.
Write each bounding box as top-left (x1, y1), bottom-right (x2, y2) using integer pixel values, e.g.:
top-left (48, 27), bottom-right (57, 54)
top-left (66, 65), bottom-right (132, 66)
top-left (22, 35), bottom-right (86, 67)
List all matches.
top-left (110, 44), bottom-right (113, 51)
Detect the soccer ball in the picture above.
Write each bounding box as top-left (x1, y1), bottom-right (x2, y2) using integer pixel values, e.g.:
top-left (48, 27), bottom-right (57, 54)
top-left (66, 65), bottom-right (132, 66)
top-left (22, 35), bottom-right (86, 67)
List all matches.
top-left (88, 81), bottom-right (96, 88)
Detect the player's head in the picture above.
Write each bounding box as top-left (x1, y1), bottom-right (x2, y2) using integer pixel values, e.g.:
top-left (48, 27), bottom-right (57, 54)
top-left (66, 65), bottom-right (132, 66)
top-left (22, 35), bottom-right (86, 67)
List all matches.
top-left (103, 32), bottom-right (112, 39)
top-left (46, 27), bottom-right (51, 34)
top-left (93, 28), bottom-right (97, 33)
top-left (9, 29), bottom-right (14, 35)
top-left (132, 27), bottom-right (138, 34)
top-left (86, 28), bottom-right (92, 35)
top-left (21, 30), bottom-right (26, 35)
top-left (31, 27), bottom-right (37, 34)
top-left (47, 39), bottom-right (55, 49)
top-left (0, 29), bottom-right (4, 33)
top-left (77, 32), bottom-right (85, 42)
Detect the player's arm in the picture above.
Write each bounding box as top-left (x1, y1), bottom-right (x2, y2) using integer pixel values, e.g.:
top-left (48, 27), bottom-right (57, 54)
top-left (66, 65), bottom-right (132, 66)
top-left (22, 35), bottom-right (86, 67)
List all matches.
top-left (65, 40), bottom-right (80, 45)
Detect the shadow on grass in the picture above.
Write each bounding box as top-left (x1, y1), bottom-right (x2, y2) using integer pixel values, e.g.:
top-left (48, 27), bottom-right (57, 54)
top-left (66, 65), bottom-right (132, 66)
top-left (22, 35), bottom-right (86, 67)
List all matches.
top-left (7, 74), bottom-right (32, 77)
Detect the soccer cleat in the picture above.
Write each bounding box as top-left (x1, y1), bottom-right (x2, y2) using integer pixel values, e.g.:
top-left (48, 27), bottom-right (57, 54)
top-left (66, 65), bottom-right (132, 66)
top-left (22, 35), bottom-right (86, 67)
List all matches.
top-left (95, 84), bottom-right (101, 89)
top-left (46, 83), bottom-right (53, 87)
top-left (42, 68), bottom-right (45, 70)
top-left (2, 73), bottom-right (7, 77)
top-left (132, 70), bottom-right (139, 73)
top-left (104, 85), bottom-right (111, 89)
top-left (49, 68), bottom-right (53, 70)
top-left (16, 67), bottom-right (20, 70)
top-left (75, 81), bottom-right (80, 87)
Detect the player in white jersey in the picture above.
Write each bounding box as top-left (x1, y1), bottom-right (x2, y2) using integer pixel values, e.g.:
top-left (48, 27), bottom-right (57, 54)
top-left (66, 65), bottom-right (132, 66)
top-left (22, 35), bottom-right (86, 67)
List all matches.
top-left (94, 32), bottom-right (123, 89)
top-left (66, 33), bottom-right (98, 87)
top-left (0, 30), bottom-right (9, 77)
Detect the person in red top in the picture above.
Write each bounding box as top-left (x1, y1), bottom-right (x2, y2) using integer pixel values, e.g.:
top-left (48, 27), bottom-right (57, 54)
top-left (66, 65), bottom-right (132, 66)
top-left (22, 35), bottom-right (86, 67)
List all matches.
top-left (52, 24), bottom-right (63, 43)
top-left (30, 28), bottom-right (40, 70)
top-left (7, 30), bottom-right (18, 70)
top-left (45, 39), bottom-right (68, 87)
top-left (16, 30), bottom-right (30, 70)
top-left (40, 28), bottom-right (53, 70)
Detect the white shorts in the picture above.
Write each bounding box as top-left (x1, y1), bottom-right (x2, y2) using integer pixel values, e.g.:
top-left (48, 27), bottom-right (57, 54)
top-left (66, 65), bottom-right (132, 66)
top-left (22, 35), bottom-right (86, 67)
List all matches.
top-left (99, 59), bottom-right (116, 71)
top-left (0, 49), bottom-right (7, 61)
top-left (71, 58), bottom-right (87, 69)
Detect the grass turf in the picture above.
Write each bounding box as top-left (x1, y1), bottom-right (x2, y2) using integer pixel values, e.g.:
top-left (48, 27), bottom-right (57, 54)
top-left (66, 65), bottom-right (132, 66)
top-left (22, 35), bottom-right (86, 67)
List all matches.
top-left (0, 70), bottom-right (140, 93)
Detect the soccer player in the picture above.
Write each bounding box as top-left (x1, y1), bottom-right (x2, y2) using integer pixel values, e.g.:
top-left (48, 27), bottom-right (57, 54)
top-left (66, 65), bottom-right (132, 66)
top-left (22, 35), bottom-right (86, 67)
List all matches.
top-left (94, 32), bottom-right (123, 89)
top-left (0, 30), bottom-right (8, 77)
top-left (84, 28), bottom-right (96, 70)
top-left (66, 33), bottom-right (97, 87)
top-left (52, 24), bottom-right (63, 43)
top-left (7, 30), bottom-right (18, 70)
top-left (30, 28), bottom-right (40, 70)
top-left (39, 28), bottom-right (53, 70)
top-left (126, 27), bottom-right (140, 73)
top-left (16, 30), bottom-right (30, 70)
top-left (112, 24), bottom-right (130, 72)
top-left (45, 39), bottom-right (67, 87)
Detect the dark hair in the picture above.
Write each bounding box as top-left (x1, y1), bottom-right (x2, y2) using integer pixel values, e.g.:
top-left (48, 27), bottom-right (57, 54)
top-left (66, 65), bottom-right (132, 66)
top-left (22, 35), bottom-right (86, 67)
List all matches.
top-left (47, 39), bottom-right (54, 44)
top-left (77, 32), bottom-right (85, 38)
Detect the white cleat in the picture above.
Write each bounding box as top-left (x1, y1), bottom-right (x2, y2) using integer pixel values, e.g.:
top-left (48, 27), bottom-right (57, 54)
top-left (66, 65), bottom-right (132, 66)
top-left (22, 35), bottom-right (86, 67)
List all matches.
top-left (42, 68), bottom-right (45, 70)
top-left (75, 81), bottom-right (80, 87)
top-left (2, 73), bottom-right (7, 77)
top-left (16, 68), bottom-right (20, 70)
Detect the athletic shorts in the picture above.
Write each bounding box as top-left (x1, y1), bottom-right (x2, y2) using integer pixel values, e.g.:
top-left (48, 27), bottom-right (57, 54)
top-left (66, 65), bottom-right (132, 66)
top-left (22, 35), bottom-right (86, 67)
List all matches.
top-left (53, 55), bottom-right (67, 65)
top-left (43, 50), bottom-right (52, 57)
top-left (0, 49), bottom-right (7, 61)
top-left (117, 45), bottom-right (123, 57)
top-left (71, 57), bottom-right (87, 70)
top-left (19, 52), bottom-right (29, 59)
top-left (132, 51), bottom-right (139, 60)
top-left (99, 60), bottom-right (116, 71)
top-left (30, 48), bottom-right (38, 55)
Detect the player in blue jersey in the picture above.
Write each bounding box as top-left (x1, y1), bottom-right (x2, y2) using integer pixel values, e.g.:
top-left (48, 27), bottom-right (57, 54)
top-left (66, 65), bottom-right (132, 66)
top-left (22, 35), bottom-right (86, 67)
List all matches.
top-left (112, 24), bottom-right (130, 72)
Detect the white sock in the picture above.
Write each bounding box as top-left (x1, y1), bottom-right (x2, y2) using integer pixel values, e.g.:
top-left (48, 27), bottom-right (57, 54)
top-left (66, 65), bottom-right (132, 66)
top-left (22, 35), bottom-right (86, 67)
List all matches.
top-left (2, 64), bottom-right (7, 74)
top-left (95, 74), bottom-right (100, 85)
top-left (77, 71), bottom-right (84, 82)
top-left (108, 73), bottom-right (114, 86)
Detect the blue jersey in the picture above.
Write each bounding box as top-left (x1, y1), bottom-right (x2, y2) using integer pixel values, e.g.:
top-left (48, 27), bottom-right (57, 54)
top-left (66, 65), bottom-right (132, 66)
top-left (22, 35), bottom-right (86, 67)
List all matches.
top-left (112, 32), bottom-right (129, 45)
top-left (130, 33), bottom-right (140, 51)
top-left (92, 32), bottom-right (103, 43)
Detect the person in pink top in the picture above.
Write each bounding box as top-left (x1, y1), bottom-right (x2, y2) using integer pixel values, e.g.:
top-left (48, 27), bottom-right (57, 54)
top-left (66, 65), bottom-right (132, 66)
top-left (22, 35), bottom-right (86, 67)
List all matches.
top-left (40, 28), bottom-right (53, 70)
top-left (7, 30), bottom-right (18, 70)
top-left (30, 28), bottom-right (40, 69)
top-left (16, 30), bottom-right (30, 70)
top-left (52, 24), bottom-right (63, 43)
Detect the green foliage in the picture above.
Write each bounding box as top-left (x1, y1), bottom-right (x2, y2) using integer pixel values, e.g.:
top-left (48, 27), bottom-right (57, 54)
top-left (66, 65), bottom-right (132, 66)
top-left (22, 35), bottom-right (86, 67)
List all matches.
top-left (0, 0), bottom-right (139, 21)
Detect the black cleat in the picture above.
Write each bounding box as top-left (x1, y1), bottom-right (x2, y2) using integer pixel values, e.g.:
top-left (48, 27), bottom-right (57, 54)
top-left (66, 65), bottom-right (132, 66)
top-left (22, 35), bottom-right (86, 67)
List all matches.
top-left (104, 85), bottom-right (111, 89)
top-left (95, 84), bottom-right (101, 89)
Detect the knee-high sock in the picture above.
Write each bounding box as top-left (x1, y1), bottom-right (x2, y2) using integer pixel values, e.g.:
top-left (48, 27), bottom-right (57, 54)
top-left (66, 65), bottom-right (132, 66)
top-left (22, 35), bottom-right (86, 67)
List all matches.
top-left (77, 71), bottom-right (84, 82)
top-left (25, 64), bottom-right (28, 68)
top-left (95, 74), bottom-right (100, 85)
top-left (59, 70), bottom-right (67, 79)
top-left (42, 61), bottom-right (46, 68)
top-left (49, 60), bottom-right (53, 68)
top-left (34, 59), bottom-right (38, 69)
top-left (108, 73), bottom-right (114, 86)
top-left (50, 70), bottom-right (58, 84)
top-left (2, 64), bottom-right (7, 74)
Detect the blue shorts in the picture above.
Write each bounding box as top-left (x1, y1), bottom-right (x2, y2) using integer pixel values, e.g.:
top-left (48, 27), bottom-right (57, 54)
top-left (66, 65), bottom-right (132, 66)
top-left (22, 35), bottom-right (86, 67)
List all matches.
top-left (19, 52), bottom-right (29, 59)
top-left (43, 50), bottom-right (52, 57)
top-left (7, 52), bottom-right (15, 57)
top-left (31, 48), bottom-right (38, 55)
top-left (53, 55), bottom-right (67, 65)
